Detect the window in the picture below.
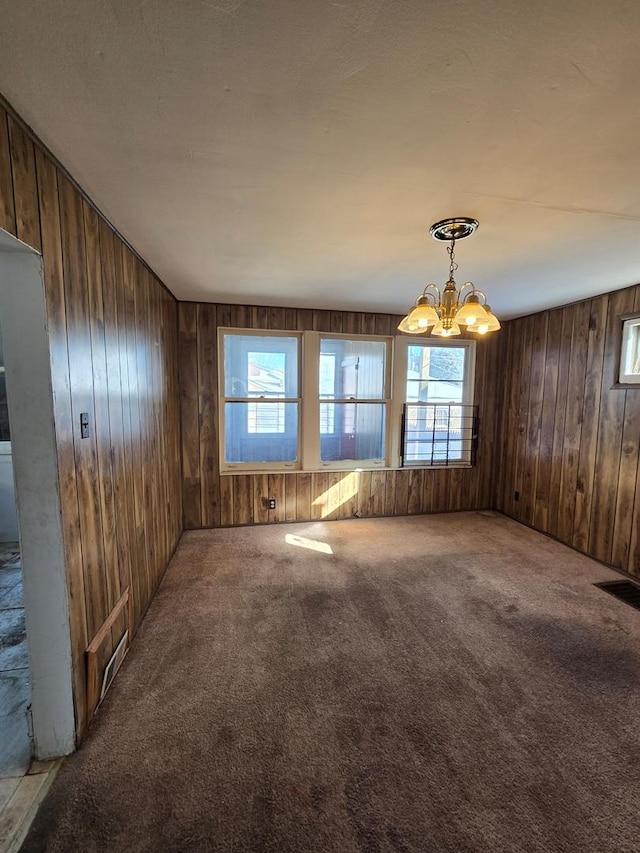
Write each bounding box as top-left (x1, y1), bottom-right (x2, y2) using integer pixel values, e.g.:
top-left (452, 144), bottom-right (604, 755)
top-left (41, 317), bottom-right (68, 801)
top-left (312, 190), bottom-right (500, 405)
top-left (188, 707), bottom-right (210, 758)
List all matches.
top-left (619, 316), bottom-right (640, 385)
top-left (221, 333), bottom-right (300, 466)
top-left (318, 337), bottom-right (388, 465)
top-left (219, 330), bottom-right (475, 471)
top-left (394, 339), bottom-right (476, 467)
top-left (401, 341), bottom-right (475, 465)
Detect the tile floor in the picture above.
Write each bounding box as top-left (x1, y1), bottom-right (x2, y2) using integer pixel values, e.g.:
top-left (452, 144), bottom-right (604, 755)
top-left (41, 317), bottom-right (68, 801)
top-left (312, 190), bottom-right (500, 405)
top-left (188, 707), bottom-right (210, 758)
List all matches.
top-left (0, 545), bottom-right (60, 853)
top-left (0, 544), bottom-right (30, 780)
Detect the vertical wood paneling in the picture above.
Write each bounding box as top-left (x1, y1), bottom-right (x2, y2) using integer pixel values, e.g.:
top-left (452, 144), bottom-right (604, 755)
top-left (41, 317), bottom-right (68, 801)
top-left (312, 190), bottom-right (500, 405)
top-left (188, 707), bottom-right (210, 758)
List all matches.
top-left (407, 469), bottom-right (423, 514)
top-left (83, 201), bottom-right (119, 629)
top-left (8, 117), bottom-right (41, 251)
top-left (98, 221), bottom-right (132, 611)
top-left (588, 288), bottom-right (635, 563)
top-left (3, 105), bottom-right (182, 741)
top-left (512, 314), bottom-right (534, 522)
top-left (219, 476), bottom-right (234, 526)
top-left (284, 473), bottom-right (298, 521)
top-left (0, 107), bottom-right (16, 234)
top-left (500, 322), bottom-right (521, 515)
top-left (253, 474), bottom-right (270, 524)
top-left (121, 246), bottom-right (150, 625)
top-left (557, 302), bottom-right (590, 543)
top-left (614, 288), bottom-right (640, 574)
top-left (497, 285), bottom-right (640, 577)
top-left (34, 147), bottom-right (88, 735)
top-left (369, 470), bottom-right (385, 516)
top-left (545, 306), bottom-right (573, 538)
top-left (533, 309), bottom-right (561, 531)
top-left (269, 473), bottom-right (286, 521)
top-left (59, 175), bottom-right (107, 641)
top-left (521, 312), bottom-right (548, 524)
top-left (572, 296), bottom-right (608, 553)
top-left (297, 472), bottom-right (312, 519)
top-left (198, 304), bottom-right (220, 527)
top-left (178, 304), bottom-right (200, 527)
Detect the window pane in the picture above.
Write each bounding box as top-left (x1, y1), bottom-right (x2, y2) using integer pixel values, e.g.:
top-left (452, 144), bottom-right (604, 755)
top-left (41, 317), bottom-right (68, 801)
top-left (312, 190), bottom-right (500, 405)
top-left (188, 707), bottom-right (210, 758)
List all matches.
top-left (319, 338), bottom-right (386, 399)
top-left (320, 403), bottom-right (385, 462)
top-left (223, 335), bottom-right (298, 398)
top-left (224, 402), bottom-right (298, 463)
top-left (247, 401), bottom-right (285, 434)
top-left (406, 345), bottom-right (466, 403)
top-left (624, 322), bottom-right (640, 376)
top-left (403, 344), bottom-right (473, 467)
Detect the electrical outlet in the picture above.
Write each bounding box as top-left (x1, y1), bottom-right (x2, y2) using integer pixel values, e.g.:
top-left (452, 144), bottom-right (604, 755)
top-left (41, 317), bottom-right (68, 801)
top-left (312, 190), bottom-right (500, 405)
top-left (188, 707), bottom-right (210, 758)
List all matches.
top-left (268, 498), bottom-right (276, 510)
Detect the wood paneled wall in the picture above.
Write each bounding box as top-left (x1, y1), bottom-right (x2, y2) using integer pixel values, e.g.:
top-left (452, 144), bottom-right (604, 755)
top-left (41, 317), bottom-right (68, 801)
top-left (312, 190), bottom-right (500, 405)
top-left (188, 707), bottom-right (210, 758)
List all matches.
top-left (0, 103), bottom-right (182, 739)
top-left (494, 285), bottom-right (640, 577)
top-left (179, 303), bottom-right (501, 528)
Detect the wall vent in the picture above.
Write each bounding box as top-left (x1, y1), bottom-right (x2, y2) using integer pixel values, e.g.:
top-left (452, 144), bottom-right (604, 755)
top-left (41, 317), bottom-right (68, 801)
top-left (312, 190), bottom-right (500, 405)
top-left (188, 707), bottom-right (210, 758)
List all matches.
top-left (99, 630), bottom-right (129, 704)
top-left (594, 580), bottom-right (640, 611)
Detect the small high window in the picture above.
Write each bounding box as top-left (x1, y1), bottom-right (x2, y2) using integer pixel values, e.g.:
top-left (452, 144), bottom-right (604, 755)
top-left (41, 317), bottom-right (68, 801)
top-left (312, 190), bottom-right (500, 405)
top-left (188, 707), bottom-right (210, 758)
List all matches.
top-left (619, 316), bottom-right (640, 385)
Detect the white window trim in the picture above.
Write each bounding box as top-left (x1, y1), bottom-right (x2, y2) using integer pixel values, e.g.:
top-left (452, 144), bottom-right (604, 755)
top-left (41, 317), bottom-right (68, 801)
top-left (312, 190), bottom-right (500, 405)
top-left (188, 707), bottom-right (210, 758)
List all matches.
top-left (218, 328), bottom-right (302, 472)
top-left (391, 336), bottom-right (476, 468)
top-left (619, 316), bottom-right (640, 384)
top-left (305, 331), bottom-right (391, 471)
top-left (218, 328), bottom-right (476, 473)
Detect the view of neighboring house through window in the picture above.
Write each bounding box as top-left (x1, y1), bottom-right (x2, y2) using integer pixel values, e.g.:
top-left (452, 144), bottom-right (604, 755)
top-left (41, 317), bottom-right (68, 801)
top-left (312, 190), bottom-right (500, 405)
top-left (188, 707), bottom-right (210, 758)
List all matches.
top-left (222, 333), bottom-right (300, 465)
top-left (403, 342), bottom-right (475, 465)
top-left (246, 351), bottom-right (286, 433)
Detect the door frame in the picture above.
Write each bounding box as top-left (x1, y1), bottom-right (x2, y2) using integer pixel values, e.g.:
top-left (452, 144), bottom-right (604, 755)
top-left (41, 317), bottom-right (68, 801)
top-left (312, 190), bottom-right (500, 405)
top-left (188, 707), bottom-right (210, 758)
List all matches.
top-left (0, 229), bottom-right (75, 758)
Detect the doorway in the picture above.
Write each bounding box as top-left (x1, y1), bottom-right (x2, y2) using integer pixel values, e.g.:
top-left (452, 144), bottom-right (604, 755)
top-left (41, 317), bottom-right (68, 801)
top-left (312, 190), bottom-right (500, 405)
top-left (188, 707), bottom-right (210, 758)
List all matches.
top-left (0, 315), bottom-right (32, 780)
top-left (0, 229), bottom-right (75, 769)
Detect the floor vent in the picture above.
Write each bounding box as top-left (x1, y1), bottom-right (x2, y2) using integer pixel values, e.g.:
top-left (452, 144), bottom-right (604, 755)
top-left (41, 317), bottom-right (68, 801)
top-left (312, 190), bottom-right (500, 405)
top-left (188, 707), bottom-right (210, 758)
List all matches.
top-left (594, 580), bottom-right (640, 610)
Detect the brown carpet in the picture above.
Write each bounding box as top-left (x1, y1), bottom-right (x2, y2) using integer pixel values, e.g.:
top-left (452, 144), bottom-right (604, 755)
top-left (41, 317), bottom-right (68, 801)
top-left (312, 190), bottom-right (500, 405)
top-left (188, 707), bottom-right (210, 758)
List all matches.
top-left (20, 512), bottom-right (640, 852)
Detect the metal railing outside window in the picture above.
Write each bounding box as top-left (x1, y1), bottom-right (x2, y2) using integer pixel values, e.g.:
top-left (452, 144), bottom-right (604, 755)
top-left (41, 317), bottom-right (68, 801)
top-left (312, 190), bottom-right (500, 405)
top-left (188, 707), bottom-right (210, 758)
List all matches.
top-left (401, 402), bottom-right (478, 467)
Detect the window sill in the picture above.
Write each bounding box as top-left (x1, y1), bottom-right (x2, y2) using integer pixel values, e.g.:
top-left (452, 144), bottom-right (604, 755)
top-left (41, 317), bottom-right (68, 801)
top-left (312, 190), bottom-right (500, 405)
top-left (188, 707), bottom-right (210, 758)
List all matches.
top-left (219, 463), bottom-right (474, 475)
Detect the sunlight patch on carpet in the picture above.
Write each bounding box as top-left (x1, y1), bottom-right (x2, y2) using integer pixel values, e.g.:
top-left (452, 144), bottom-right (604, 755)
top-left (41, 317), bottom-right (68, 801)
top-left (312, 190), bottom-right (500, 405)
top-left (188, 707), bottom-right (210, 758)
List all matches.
top-left (285, 534), bottom-right (333, 554)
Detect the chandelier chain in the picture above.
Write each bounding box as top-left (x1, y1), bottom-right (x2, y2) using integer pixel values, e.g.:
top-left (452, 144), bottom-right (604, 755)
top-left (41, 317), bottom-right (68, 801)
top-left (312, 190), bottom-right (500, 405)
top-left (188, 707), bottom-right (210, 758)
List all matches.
top-left (447, 239), bottom-right (458, 281)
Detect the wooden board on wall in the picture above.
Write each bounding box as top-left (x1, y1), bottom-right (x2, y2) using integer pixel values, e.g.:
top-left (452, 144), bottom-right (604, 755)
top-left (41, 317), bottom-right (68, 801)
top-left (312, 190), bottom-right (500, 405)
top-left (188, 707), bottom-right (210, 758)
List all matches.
top-left (494, 284), bottom-right (640, 578)
top-left (0, 102), bottom-right (183, 741)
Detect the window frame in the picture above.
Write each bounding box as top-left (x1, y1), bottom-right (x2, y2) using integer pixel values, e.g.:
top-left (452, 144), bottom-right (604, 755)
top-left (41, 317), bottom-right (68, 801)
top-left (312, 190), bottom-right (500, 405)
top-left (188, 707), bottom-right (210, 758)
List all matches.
top-left (218, 329), bottom-right (302, 472)
top-left (618, 314), bottom-right (640, 386)
top-left (218, 328), bottom-right (476, 473)
top-left (389, 336), bottom-right (476, 468)
top-left (303, 331), bottom-right (392, 471)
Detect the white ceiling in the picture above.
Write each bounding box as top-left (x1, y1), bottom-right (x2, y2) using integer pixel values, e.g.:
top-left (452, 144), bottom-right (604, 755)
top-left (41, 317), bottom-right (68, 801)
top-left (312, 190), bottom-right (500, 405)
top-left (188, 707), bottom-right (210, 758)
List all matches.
top-left (2, 0), bottom-right (640, 319)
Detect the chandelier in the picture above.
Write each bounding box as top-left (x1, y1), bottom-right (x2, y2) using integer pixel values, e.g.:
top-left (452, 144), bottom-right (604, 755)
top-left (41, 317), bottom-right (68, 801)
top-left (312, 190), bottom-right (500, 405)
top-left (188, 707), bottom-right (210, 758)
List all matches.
top-left (398, 217), bottom-right (500, 337)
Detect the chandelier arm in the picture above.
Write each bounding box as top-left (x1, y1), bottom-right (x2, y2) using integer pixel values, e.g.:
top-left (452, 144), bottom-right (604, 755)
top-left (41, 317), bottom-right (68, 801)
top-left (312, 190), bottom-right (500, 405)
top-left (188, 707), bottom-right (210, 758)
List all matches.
top-left (422, 283), bottom-right (442, 303)
top-left (458, 283), bottom-right (489, 305)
